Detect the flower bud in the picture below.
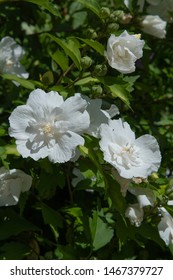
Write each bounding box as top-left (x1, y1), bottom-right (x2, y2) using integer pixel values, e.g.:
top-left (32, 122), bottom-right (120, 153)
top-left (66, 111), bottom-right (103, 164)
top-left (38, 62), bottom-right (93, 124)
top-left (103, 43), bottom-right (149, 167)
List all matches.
top-left (107, 23), bottom-right (119, 33)
top-left (91, 85), bottom-right (103, 95)
top-left (100, 7), bottom-right (111, 19)
top-left (120, 13), bottom-right (133, 24)
top-left (92, 64), bottom-right (107, 76)
top-left (110, 10), bottom-right (125, 22)
top-left (84, 28), bottom-right (98, 39)
top-left (81, 56), bottom-right (93, 70)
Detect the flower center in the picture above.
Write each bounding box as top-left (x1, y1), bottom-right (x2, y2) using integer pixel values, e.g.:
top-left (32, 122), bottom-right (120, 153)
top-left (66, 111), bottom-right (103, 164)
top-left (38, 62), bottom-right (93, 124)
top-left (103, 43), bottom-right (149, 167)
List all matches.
top-left (42, 123), bottom-right (52, 135)
top-left (112, 143), bottom-right (142, 169)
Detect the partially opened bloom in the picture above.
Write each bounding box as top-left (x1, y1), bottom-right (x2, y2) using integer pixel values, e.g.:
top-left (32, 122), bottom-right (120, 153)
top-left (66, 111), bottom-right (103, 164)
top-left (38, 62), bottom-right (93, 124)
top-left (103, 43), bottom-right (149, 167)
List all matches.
top-left (104, 30), bottom-right (145, 74)
top-left (0, 167), bottom-right (32, 206)
top-left (158, 207), bottom-right (173, 246)
top-left (9, 89), bottom-right (90, 163)
top-left (83, 96), bottom-right (119, 137)
top-left (99, 119), bottom-right (161, 179)
top-left (0, 36), bottom-right (29, 85)
top-left (141, 15), bottom-right (167, 38)
top-left (125, 203), bottom-right (144, 227)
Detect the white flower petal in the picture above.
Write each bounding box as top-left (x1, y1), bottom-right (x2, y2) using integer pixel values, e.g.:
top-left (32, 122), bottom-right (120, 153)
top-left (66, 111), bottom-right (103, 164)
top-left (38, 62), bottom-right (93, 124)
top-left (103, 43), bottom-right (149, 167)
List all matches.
top-left (9, 89), bottom-right (90, 163)
top-left (48, 132), bottom-right (84, 163)
top-left (105, 31), bottom-right (145, 74)
top-left (125, 203), bottom-right (144, 227)
top-left (141, 15), bottom-right (167, 38)
top-left (99, 119), bottom-right (161, 179)
top-left (158, 207), bottom-right (173, 246)
top-left (0, 167), bottom-right (32, 206)
top-left (128, 186), bottom-right (156, 207)
top-left (0, 36), bottom-right (29, 83)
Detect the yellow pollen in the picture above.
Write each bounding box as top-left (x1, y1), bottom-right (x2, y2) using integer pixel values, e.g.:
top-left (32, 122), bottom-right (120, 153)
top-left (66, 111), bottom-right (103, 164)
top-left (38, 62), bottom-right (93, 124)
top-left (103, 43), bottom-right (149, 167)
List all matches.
top-left (42, 123), bottom-right (52, 134)
top-left (133, 33), bottom-right (141, 39)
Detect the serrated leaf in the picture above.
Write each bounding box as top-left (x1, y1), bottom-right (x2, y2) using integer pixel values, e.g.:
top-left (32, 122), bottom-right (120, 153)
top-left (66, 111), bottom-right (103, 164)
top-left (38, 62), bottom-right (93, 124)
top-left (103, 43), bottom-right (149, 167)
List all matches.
top-left (51, 49), bottom-right (69, 71)
top-left (77, 0), bottom-right (101, 18)
top-left (24, 0), bottom-right (61, 17)
top-left (1, 74), bottom-right (35, 89)
top-left (47, 34), bottom-right (81, 70)
top-left (89, 210), bottom-right (114, 251)
top-left (77, 38), bottom-right (104, 55)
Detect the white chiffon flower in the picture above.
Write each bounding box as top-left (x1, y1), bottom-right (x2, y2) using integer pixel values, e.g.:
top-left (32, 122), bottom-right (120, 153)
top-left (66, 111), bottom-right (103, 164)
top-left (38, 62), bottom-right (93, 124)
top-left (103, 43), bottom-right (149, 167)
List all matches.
top-left (125, 203), bottom-right (144, 227)
top-left (141, 15), bottom-right (167, 38)
top-left (105, 31), bottom-right (145, 74)
top-left (0, 167), bottom-right (32, 206)
top-left (9, 89), bottom-right (90, 163)
top-left (99, 119), bottom-right (161, 179)
top-left (83, 96), bottom-right (119, 137)
top-left (158, 207), bottom-right (173, 246)
top-left (0, 36), bottom-right (29, 85)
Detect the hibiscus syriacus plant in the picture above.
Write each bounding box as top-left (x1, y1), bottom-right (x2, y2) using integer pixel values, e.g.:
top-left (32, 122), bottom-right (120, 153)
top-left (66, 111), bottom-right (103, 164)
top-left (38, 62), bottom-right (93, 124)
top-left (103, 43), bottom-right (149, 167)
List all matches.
top-left (0, 0), bottom-right (173, 260)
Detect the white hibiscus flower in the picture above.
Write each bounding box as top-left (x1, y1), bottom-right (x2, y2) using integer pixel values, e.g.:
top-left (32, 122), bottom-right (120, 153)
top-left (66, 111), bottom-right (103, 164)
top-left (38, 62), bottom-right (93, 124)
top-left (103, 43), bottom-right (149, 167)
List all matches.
top-left (0, 167), bottom-right (32, 206)
top-left (104, 30), bottom-right (145, 74)
top-left (158, 207), bottom-right (173, 246)
top-left (8, 89), bottom-right (90, 163)
top-left (0, 36), bottom-right (29, 85)
top-left (141, 15), bottom-right (167, 38)
top-left (99, 119), bottom-right (161, 179)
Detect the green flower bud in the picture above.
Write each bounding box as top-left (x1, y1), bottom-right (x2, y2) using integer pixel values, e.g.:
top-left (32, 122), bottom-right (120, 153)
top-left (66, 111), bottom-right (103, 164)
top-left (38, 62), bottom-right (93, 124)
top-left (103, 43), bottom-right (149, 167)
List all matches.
top-left (93, 64), bottom-right (107, 77)
top-left (100, 7), bottom-right (111, 19)
top-left (81, 56), bottom-right (93, 70)
top-left (109, 10), bottom-right (125, 23)
top-left (112, 10), bottom-right (125, 19)
top-left (107, 23), bottom-right (119, 33)
top-left (84, 28), bottom-right (98, 39)
top-left (92, 85), bottom-right (103, 95)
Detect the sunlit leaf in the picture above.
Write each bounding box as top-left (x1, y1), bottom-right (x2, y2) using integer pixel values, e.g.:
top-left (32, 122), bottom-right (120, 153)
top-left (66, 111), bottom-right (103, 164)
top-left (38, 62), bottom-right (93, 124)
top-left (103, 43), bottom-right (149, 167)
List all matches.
top-left (77, 0), bottom-right (101, 18)
top-left (47, 34), bottom-right (81, 70)
top-left (89, 210), bottom-right (114, 251)
top-left (24, 0), bottom-right (61, 17)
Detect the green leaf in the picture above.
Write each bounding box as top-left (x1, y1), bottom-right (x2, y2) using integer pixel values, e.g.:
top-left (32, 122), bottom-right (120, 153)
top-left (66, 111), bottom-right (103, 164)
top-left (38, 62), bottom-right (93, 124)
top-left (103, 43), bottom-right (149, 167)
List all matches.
top-left (74, 76), bottom-right (99, 85)
top-left (51, 49), bottom-right (69, 72)
top-left (38, 203), bottom-right (63, 229)
top-left (78, 38), bottom-right (104, 55)
top-left (77, 0), bottom-right (101, 18)
top-left (41, 71), bottom-right (54, 86)
top-left (0, 242), bottom-right (31, 260)
top-left (0, 208), bottom-right (39, 241)
top-left (108, 84), bottom-right (131, 107)
top-left (106, 174), bottom-right (126, 214)
top-left (98, 76), bottom-right (132, 107)
top-left (89, 210), bottom-right (114, 251)
top-left (24, 0), bottom-right (61, 17)
top-left (1, 74), bottom-right (35, 89)
top-left (47, 34), bottom-right (81, 70)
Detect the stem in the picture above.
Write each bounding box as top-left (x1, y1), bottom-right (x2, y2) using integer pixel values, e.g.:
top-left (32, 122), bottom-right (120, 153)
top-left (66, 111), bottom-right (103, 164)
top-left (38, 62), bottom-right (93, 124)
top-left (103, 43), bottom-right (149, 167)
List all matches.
top-left (56, 63), bottom-right (75, 85)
